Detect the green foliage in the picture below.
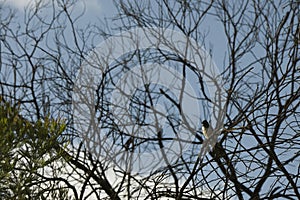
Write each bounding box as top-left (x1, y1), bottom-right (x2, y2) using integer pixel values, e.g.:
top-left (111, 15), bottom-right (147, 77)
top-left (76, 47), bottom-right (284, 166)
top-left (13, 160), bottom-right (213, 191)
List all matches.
top-left (0, 100), bottom-right (70, 199)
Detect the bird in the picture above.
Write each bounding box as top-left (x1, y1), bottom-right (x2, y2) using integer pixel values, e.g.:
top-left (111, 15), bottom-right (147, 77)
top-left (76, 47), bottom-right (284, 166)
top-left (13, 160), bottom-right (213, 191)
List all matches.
top-left (202, 120), bottom-right (210, 139)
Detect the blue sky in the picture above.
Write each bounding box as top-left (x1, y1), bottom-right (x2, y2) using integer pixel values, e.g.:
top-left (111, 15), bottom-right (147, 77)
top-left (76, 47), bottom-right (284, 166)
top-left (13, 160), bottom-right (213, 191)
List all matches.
top-left (1, 1), bottom-right (298, 199)
top-left (1, 0), bottom-right (116, 25)
top-left (1, 0), bottom-right (227, 66)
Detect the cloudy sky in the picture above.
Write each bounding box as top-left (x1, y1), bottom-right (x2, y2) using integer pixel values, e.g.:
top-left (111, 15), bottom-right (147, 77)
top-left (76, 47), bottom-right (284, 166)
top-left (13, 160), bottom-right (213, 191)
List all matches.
top-left (2, 0), bottom-right (102, 11)
top-left (0, 0), bottom-right (118, 22)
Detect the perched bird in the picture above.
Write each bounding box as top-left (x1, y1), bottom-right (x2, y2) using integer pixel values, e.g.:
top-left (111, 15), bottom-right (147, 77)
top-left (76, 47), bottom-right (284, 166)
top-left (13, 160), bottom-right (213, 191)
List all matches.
top-left (202, 120), bottom-right (210, 139)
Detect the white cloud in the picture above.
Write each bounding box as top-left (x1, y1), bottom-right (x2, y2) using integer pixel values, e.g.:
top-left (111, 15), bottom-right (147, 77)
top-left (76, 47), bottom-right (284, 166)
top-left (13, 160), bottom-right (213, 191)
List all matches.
top-left (1, 0), bottom-right (102, 12)
top-left (1, 0), bottom-right (32, 10)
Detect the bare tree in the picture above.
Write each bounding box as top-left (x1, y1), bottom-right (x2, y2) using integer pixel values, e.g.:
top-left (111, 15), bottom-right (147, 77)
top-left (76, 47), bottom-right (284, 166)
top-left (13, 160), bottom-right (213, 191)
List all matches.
top-left (0, 0), bottom-right (299, 199)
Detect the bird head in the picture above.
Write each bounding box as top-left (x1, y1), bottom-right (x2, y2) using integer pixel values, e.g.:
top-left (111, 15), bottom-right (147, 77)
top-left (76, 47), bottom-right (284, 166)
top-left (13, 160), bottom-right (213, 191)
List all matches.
top-left (202, 120), bottom-right (209, 129)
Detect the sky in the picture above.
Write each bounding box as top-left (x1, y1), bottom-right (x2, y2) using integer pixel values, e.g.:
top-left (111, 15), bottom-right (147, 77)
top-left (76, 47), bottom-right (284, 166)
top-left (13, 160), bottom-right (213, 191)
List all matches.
top-left (0, 1), bottom-right (244, 198)
top-left (2, 0), bottom-right (102, 11)
top-left (0, 0), bottom-right (227, 68)
top-left (2, 0), bottom-right (298, 199)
